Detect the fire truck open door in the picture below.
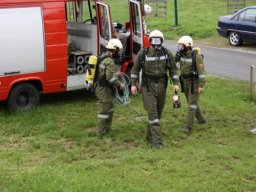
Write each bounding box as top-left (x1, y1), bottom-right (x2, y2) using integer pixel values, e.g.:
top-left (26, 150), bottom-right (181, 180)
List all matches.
top-left (96, 2), bottom-right (112, 54)
top-left (129, 0), bottom-right (144, 55)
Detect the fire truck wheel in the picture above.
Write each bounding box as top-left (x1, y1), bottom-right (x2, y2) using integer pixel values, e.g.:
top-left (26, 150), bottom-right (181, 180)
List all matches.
top-left (7, 83), bottom-right (39, 111)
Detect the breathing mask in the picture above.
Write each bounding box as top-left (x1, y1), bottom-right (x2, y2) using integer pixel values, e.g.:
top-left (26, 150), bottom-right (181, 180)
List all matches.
top-left (177, 44), bottom-right (188, 56)
top-left (113, 50), bottom-right (123, 65)
top-left (151, 37), bottom-right (162, 49)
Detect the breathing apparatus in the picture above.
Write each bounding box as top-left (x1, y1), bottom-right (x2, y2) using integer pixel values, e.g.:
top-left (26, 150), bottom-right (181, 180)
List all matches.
top-left (85, 55), bottom-right (98, 89)
top-left (85, 39), bottom-right (123, 90)
top-left (177, 44), bottom-right (189, 55)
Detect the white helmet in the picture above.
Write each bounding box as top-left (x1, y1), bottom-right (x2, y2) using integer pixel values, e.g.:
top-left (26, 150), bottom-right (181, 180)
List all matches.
top-left (177, 36), bottom-right (193, 47)
top-left (106, 39), bottom-right (123, 51)
top-left (144, 4), bottom-right (152, 15)
top-left (149, 30), bottom-right (164, 41)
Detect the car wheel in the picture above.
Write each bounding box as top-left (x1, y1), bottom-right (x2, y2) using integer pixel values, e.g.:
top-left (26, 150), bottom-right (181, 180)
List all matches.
top-left (228, 31), bottom-right (242, 46)
top-left (7, 83), bottom-right (39, 112)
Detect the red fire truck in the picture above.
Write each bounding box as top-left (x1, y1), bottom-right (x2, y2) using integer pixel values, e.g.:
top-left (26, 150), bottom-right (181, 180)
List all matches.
top-left (0, 0), bottom-right (150, 111)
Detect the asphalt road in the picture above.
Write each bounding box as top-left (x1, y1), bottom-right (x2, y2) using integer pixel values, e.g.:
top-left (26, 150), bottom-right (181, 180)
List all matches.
top-left (164, 40), bottom-right (256, 81)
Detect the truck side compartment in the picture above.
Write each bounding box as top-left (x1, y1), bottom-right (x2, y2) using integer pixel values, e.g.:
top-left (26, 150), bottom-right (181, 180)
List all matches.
top-left (43, 2), bottom-right (68, 93)
top-left (0, 1), bottom-right (68, 101)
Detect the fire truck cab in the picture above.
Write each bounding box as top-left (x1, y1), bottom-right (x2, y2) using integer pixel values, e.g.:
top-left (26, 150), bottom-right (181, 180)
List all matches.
top-left (0, 0), bottom-right (150, 111)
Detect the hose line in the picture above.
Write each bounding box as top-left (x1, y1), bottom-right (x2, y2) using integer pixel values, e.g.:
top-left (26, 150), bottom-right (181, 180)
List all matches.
top-left (113, 72), bottom-right (130, 106)
top-left (113, 72), bottom-right (144, 121)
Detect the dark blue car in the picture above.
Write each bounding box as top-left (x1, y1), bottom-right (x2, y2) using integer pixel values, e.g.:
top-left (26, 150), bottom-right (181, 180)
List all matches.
top-left (217, 6), bottom-right (256, 46)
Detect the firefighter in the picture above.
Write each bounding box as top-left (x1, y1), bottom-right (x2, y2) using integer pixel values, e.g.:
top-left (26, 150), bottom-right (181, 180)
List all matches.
top-left (130, 30), bottom-right (179, 149)
top-left (175, 36), bottom-right (206, 133)
top-left (95, 39), bottom-right (125, 137)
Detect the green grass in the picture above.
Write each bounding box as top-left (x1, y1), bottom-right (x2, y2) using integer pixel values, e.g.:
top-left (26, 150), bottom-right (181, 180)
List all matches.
top-left (108, 0), bottom-right (256, 40)
top-left (1, 75), bottom-right (256, 191)
top-left (108, 0), bottom-right (226, 39)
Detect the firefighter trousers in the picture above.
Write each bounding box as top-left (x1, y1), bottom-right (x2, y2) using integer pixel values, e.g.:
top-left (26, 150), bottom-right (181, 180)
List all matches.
top-left (95, 86), bottom-right (114, 135)
top-left (142, 85), bottom-right (166, 146)
top-left (184, 86), bottom-right (206, 128)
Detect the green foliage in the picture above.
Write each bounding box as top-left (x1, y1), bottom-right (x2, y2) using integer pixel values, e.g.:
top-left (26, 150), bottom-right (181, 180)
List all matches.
top-left (1, 76), bottom-right (256, 191)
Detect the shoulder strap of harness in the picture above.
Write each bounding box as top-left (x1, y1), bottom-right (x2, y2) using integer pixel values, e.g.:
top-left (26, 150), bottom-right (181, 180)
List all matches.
top-left (139, 47), bottom-right (149, 90)
top-left (191, 50), bottom-right (198, 75)
top-left (94, 54), bottom-right (111, 83)
top-left (140, 47), bottom-right (149, 67)
top-left (161, 46), bottom-right (171, 69)
top-left (139, 47), bottom-right (150, 76)
top-left (99, 54), bottom-right (111, 63)
top-left (190, 50), bottom-right (199, 94)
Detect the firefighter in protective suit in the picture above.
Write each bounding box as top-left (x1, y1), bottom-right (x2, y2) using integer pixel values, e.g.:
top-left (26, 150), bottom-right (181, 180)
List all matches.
top-left (95, 39), bottom-right (125, 137)
top-left (175, 36), bottom-right (206, 133)
top-left (131, 30), bottom-right (179, 149)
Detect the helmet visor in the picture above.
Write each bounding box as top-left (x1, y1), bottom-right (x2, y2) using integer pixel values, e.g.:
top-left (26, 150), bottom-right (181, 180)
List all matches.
top-left (151, 37), bottom-right (162, 45)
